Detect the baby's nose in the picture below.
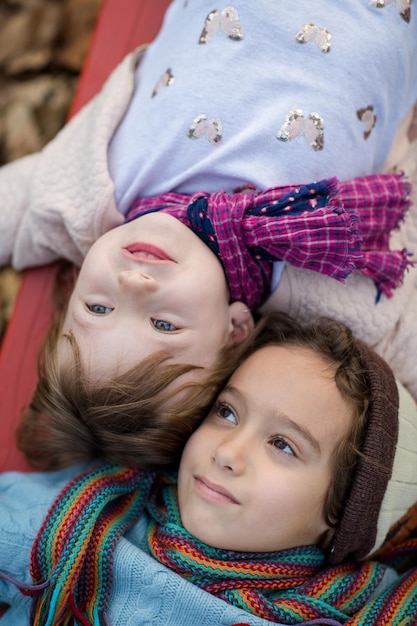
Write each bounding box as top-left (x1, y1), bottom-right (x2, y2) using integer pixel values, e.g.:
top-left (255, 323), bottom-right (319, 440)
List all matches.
top-left (118, 270), bottom-right (159, 293)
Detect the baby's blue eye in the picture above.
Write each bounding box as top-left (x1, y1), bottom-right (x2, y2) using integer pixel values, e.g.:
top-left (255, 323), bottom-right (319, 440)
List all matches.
top-left (152, 319), bottom-right (177, 332)
top-left (271, 437), bottom-right (295, 456)
top-left (87, 304), bottom-right (113, 315)
top-left (216, 402), bottom-right (237, 424)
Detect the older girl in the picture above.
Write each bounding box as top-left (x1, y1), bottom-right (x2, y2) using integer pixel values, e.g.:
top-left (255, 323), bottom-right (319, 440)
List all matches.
top-left (1, 312), bottom-right (417, 625)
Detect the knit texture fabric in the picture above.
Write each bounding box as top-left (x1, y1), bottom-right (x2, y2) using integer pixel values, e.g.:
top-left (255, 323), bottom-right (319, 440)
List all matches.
top-left (20, 464), bottom-right (417, 626)
top-left (126, 173), bottom-right (412, 309)
top-left (328, 341), bottom-right (399, 564)
top-left (28, 465), bottom-right (155, 625)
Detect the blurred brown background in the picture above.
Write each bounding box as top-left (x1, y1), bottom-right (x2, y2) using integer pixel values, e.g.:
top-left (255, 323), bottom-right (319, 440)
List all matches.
top-left (0, 0), bottom-right (103, 341)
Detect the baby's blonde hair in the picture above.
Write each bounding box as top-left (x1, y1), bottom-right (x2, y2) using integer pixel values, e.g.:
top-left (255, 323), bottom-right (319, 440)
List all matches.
top-left (17, 315), bottom-right (238, 469)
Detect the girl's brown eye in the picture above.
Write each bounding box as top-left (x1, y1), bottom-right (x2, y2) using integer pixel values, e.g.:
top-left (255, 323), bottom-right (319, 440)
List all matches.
top-left (215, 402), bottom-right (237, 424)
top-left (270, 437), bottom-right (295, 457)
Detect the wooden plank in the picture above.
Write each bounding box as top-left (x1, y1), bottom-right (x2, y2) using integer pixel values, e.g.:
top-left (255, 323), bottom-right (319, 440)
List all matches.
top-left (0, 265), bottom-right (57, 471)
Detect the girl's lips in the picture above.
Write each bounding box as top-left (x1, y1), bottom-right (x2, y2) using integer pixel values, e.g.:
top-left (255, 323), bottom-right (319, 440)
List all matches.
top-left (195, 476), bottom-right (240, 505)
top-left (123, 242), bottom-right (175, 262)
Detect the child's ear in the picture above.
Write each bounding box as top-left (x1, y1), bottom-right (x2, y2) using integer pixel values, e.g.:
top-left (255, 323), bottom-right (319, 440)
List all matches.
top-left (227, 302), bottom-right (254, 345)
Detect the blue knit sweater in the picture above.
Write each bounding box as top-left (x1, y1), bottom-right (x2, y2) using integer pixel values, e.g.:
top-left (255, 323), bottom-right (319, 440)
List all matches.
top-left (0, 465), bottom-right (279, 625)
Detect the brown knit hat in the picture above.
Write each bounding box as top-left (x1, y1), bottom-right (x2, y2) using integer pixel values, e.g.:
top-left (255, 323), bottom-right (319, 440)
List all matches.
top-left (328, 342), bottom-right (417, 565)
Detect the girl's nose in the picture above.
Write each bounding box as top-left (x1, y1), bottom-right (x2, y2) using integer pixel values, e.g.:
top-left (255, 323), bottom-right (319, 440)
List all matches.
top-left (212, 434), bottom-right (247, 475)
top-left (118, 270), bottom-right (159, 294)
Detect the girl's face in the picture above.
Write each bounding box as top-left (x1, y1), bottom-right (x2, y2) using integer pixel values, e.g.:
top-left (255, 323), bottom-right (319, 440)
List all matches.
top-left (178, 345), bottom-right (353, 553)
top-left (60, 212), bottom-right (252, 380)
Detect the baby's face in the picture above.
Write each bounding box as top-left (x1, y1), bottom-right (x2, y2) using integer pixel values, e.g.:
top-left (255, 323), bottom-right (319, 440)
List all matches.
top-left (60, 213), bottom-right (249, 380)
top-left (178, 344), bottom-right (353, 553)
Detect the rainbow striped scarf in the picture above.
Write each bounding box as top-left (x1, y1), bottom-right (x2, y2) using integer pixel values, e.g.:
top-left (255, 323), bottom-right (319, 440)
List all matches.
top-left (23, 464), bottom-right (417, 625)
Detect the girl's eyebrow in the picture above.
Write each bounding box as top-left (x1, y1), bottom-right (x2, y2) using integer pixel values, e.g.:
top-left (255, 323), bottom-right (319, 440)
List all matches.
top-left (276, 413), bottom-right (321, 456)
top-left (224, 384), bottom-right (321, 456)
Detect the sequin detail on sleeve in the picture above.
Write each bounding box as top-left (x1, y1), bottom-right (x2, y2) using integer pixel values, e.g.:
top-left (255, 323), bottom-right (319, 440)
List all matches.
top-left (357, 105), bottom-right (377, 139)
top-left (199, 6), bottom-right (243, 43)
top-left (369, 0), bottom-right (411, 23)
top-left (277, 110), bottom-right (324, 151)
top-left (187, 114), bottom-right (222, 145)
top-left (151, 69), bottom-right (174, 98)
top-left (295, 24), bottom-right (331, 53)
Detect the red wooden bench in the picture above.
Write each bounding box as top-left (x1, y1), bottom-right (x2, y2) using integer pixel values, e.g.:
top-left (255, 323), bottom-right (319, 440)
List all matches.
top-left (0, 0), bottom-right (171, 472)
